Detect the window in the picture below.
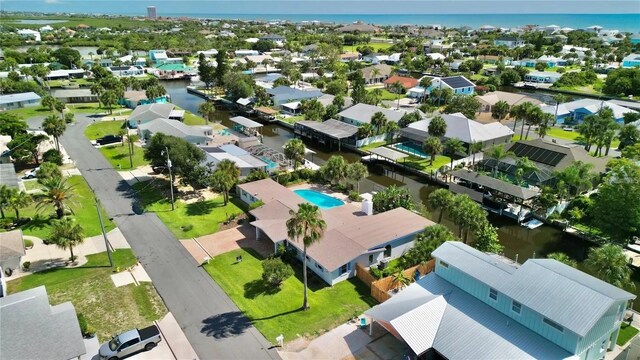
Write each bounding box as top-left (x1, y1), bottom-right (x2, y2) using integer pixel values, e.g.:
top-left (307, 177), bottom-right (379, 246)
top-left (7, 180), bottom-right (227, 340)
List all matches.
top-left (489, 288), bottom-right (498, 301)
top-left (340, 264), bottom-right (347, 274)
top-left (543, 318), bottom-right (564, 333)
top-left (384, 245), bottom-right (392, 258)
top-left (368, 254), bottom-right (374, 264)
top-left (316, 263), bottom-right (324, 272)
top-left (440, 260), bottom-right (449, 268)
top-left (512, 301), bottom-right (522, 314)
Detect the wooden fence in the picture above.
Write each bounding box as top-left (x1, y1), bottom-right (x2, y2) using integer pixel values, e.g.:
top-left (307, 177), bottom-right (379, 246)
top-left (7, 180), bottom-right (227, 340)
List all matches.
top-left (357, 259), bottom-right (436, 303)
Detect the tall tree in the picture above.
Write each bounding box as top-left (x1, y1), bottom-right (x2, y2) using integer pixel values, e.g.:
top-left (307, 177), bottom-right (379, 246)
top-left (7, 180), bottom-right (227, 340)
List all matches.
top-left (586, 244), bottom-right (635, 290)
top-left (485, 144), bottom-right (513, 176)
top-left (473, 223), bottom-right (503, 253)
top-left (509, 101), bottom-right (536, 138)
top-left (286, 203), bottom-right (327, 310)
top-left (423, 136), bottom-right (443, 165)
top-left (372, 185), bottom-right (414, 213)
top-left (99, 91), bottom-right (118, 114)
top-left (345, 162), bottom-right (369, 192)
top-left (554, 160), bottom-right (595, 197)
top-left (283, 138), bottom-right (306, 170)
top-left (8, 133), bottom-right (48, 165)
top-left (491, 100), bottom-right (510, 122)
top-left (443, 138), bottom-right (466, 170)
top-left (400, 224), bottom-right (456, 267)
top-left (42, 114), bottom-right (66, 152)
top-left (320, 155), bottom-right (347, 186)
top-left (390, 81), bottom-right (405, 109)
top-left (143, 133), bottom-right (206, 184)
top-left (0, 113), bottom-right (27, 137)
top-left (8, 190), bottom-right (32, 220)
top-left (618, 124), bottom-right (639, 150)
top-left (301, 99), bottom-right (325, 122)
top-left (469, 141), bottom-right (484, 168)
top-left (427, 188), bottom-right (454, 223)
top-left (209, 159), bottom-right (240, 205)
top-left (350, 70), bottom-right (366, 104)
top-left (370, 112), bottom-right (388, 135)
top-left (37, 177), bottom-right (77, 219)
top-left (547, 252), bottom-right (577, 267)
top-left (198, 101), bottom-right (216, 124)
top-left (443, 95), bottom-right (482, 119)
top-left (49, 217), bottom-right (85, 262)
top-left (214, 50), bottom-right (228, 86)
top-left (198, 53), bottom-right (215, 89)
top-left (427, 115), bottom-right (447, 137)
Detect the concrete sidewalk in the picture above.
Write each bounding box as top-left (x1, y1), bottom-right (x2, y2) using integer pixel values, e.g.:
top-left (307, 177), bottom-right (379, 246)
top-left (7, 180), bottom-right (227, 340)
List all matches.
top-left (157, 312), bottom-right (200, 360)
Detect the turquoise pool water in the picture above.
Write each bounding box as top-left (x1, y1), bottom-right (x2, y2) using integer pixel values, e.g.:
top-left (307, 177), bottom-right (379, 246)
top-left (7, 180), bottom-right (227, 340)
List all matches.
top-left (391, 142), bottom-right (429, 158)
top-left (294, 189), bottom-right (345, 209)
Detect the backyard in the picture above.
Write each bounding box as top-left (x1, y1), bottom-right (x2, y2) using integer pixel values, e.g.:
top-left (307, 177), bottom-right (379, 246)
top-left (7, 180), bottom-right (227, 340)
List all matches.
top-left (203, 248), bottom-right (377, 343)
top-left (84, 120), bottom-right (127, 140)
top-left (7, 250), bottom-right (167, 342)
top-left (6, 175), bottom-right (115, 240)
top-left (401, 154), bottom-right (452, 173)
top-left (132, 180), bottom-right (245, 238)
top-left (617, 323), bottom-right (640, 346)
top-left (366, 88), bottom-right (406, 101)
top-left (98, 144), bottom-right (148, 170)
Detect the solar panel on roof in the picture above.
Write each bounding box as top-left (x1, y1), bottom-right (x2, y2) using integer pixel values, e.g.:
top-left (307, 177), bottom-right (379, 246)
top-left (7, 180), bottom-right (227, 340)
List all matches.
top-left (510, 143), bottom-right (565, 167)
top-left (441, 76), bottom-right (474, 89)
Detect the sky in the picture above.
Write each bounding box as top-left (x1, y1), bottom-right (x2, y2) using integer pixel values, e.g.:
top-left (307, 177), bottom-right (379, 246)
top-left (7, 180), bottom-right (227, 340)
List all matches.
top-left (2, 0), bottom-right (639, 15)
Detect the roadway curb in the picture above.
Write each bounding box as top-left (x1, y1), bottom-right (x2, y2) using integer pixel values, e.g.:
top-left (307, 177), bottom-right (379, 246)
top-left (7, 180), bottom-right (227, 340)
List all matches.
top-left (192, 237), bottom-right (213, 263)
top-left (153, 318), bottom-right (178, 360)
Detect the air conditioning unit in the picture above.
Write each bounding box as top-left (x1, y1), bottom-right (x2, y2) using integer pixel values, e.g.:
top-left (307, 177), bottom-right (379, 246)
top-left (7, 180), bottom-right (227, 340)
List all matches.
top-left (378, 259), bottom-right (388, 270)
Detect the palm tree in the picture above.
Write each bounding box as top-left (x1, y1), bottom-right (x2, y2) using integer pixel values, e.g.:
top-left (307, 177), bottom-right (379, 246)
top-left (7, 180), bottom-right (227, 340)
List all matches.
top-left (49, 217), bottom-right (85, 262)
top-left (554, 160), bottom-right (595, 197)
top-left (198, 101), bottom-right (216, 125)
top-left (524, 107), bottom-right (544, 140)
top-left (36, 177), bottom-right (77, 219)
top-left (210, 159), bottom-right (240, 205)
top-left (469, 141), bottom-right (483, 169)
top-left (284, 138), bottom-right (306, 170)
top-left (423, 136), bottom-right (443, 166)
top-left (547, 252), bottom-right (577, 268)
top-left (391, 81), bottom-right (405, 109)
top-left (427, 115), bottom-right (447, 138)
top-left (9, 190), bottom-right (32, 220)
top-left (491, 100), bottom-right (510, 122)
top-left (443, 138), bottom-right (466, 170)
top-left (42, 114), bottom-right (66, 152)
top-left (427, 188), bottom-right (453, 223)
top-left (419, 77), bottom-right (432, 102)
top-left (586, 244), bottom-right (635, 290)
top-left (90, 83), bottom-right (104, 107)
top-left (357, 123), bottom-right (375, 138)
top-left (370, 112), bottom-right (388, 135)
top-left (509, 102), bottom-right (535, 138)
top-left (392, 270), bottom-right (411, 290)
top-left (514, 156), bottom-right (538, 186)
top-left (126, 133), bottom-right (140, 168)
top-left (286, 203), bottom-right (327, 310)
top-left (485, 145), bottom-right (514, 176)
top-left (0, 185), bottom-right (11, 219)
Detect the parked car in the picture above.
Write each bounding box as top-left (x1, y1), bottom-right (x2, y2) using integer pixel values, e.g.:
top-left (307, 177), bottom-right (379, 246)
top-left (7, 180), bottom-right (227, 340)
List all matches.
top-left (22, 167), bottom-right (39, 179)
top-left (562, 126), bottom-right (575, 132)
top-left (96, 135), bottom-right (123, 146)
top-left (99, 325), bottom-right (161, 360)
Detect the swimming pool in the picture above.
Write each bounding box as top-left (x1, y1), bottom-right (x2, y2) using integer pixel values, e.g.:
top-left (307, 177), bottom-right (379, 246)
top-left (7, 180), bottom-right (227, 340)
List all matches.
top-left (294, 189), bottom-right (345, 209)
top-left (391, 141), bottom-right (429, 158)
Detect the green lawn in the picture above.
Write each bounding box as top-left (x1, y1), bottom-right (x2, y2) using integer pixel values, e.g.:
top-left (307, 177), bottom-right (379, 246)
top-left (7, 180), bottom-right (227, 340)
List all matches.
top-left (343, 42), bottom-right (394, 52)
top-left (617, 323), bottom-right (639, 346)
top-left (23, 179), bottom-right (44, 192)
top-left (132, 180), bottom-right (245, 238)
top-left (7, 250), bottom-right (167, 342)
top-left (203, 248), bottom-right (377, 342)
top-left (7, 175), bottom-right (115, 240)
top-left (48, 78), bottom-right (94, 87)
top-left (546, 127), bottom-right (580, 141)
top-left (401, 154), bottom-right (452, 173)
top-left (5, 106), bottom-right (53, 119)
top-left (99, 144), bottom-right (148, 170)
top-left (84, 120), bottom-right (127, 140)
top-left (367, 88), bottom-right (406, 101)
top-left (361, 140), bottom-right (395, 151)
top-left (277, 115), bottom-right (305, 124)
top-left (183, 111), bottom-right (209, 126)
top-left (68, 102), bottom-right (129, 115)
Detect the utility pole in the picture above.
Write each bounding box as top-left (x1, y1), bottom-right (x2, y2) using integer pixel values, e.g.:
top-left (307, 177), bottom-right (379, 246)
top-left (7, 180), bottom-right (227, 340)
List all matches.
top-left (164, 146), bottom-right (175, 211)
top-left (95, 197), bottom-right (113, 268)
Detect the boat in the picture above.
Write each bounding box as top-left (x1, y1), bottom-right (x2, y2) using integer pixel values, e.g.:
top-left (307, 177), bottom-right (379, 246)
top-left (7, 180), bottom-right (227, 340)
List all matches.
top-left (522, 219), bottom-right (543, 229)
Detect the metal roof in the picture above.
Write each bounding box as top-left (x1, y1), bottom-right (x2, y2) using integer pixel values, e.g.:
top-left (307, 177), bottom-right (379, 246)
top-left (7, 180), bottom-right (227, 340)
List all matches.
top-left (129, 103), bottom-right (175, 123)
top-left (0, 92), bottom-right (41, 105)
top-left (229, 116), bottom-right (262, 128)
top-left (138, 118), bottom-right (211, 141)
top-left (368, 146), bottom-right (408, 161)
top-left (0, 163), bottom-right (20, 189)
top-left (366, 272), bottom-right (573, 359)
top-left (338, 103), bottom-right (408, 124)
top-left (449, 169), bottom-right (540, 200)
top-left (296, 119), bottom-right (358, 139)
top-left (0, 229), bottom-right (25, 263)
top-left (402, 113), bottom-right (513, 144)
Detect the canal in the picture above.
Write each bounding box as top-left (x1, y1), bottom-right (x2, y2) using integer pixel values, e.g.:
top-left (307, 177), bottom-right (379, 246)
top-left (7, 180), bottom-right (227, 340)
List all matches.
top-left (163, 80), bottom-right (640, 304)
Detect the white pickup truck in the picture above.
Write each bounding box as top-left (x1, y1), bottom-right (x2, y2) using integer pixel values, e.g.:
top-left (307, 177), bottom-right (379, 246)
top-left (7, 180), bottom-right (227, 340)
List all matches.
top-left (99, 325), bottom-right (161, 360)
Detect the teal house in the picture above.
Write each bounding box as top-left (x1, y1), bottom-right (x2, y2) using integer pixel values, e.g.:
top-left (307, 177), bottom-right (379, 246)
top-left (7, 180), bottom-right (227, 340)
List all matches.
top-left (366, 242), bottom-right (636, 360)
top-left (622, 54), bottom-right (640, 68)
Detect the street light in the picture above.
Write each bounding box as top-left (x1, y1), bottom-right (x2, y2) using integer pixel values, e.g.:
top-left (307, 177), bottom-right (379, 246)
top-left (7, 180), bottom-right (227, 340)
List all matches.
top-left (162, 146), bottom-right (175, 211)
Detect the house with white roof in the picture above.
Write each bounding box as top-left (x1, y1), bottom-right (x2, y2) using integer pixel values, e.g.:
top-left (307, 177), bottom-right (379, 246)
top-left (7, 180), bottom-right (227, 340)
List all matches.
top-left (138, 118), bottom-right (212, 145)
top-left (408, 75), bottom-right (476, 98)
top-left (127, 103), bottom-right (184, 128)
top-left (0, 92), bottom-right (41, 110)
top-left (196, 49), bottom-right (218, 58)
top-left (621, 53), bottom-right (640, 68)
top-left (234, 49), bottom-right (259, 57)
top-left (39, 25), bottom-right (54, 33)
top-left (266, 85), bottom-right (323, 107)
top-left (17, 29), bottom-right (40, 42)
top-left (524, 71), bottom-right (562, 83)
top-left (494, 36), bottom-right (525, 48)
top-left (200, 145), bottom-right (268, 176)
top-left (366, 241), bottom-right (635, 360)
top-left (541, 99), bottom-right (638, 124)
top-left (337, 103), bottom-right (411, 126)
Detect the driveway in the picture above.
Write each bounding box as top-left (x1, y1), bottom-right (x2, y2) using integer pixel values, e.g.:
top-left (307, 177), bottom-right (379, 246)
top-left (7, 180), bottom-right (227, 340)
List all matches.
top-left (59, 114), bottom-right (279, 360)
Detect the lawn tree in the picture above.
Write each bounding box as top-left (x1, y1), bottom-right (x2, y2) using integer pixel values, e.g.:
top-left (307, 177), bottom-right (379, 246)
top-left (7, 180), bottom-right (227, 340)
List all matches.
top-left (346, 162), bottom-right (369, 192)
top-left (443, 95), bottom-right (482, 120)
top-left (443, 138), bottom-right (466, 170)
top-left (37, 162), bottom-right (62, 183)
top-left (423, 136), bottom-right (443, 166)
top-left (90, 83), bottom-right (104, 107)
top-left (198, 101), bottom-right (216, 124)
top-left (42, 114), bottom-right (66, 152)
top-left (99, 90), bottom-right (118, 114)
top-left (209, 159), bottom-right (240, 206)
top-left (41, 94), bottom-right (56, 111)
top-left (618, 124), bottom-right (639, 150)
top-left (320, 155), bottom-right (347, 186)
top-left (223, 72), bottom-right (254, 101)
top-left (623, 112), bottom-right (640, 125)
top-left (398, 111), bottom-right (421, 128)
top-left (49, 217), bottom-right (85, 262)
top-left (427, 115), bottom-right (447, 137)
top-left (419, 77), bottom-right (432, 102)
top-left (283, 138), bottom-right (306, 170)
top-left (350, 70), bottom-right (367, 104)
top-left (64, 112), bottom-right (74, 124)
top-left (0, 113), bottom-right (27, 137)
top-left (37, 177), bottom-right (77, 219)
top-left (53, 99), bottom-right (66, 114)
top-left (399, 224), bottom-right (456, 268)
top-left (8, 133), bottom-right (48, 165)
top-left (547, 252), bottom-right (577, 268)
top-left (427, 188), bottom-right (454, 223)
top-left (586, 244), bottom-right (635, 290)
top-left (261, 258), bottom-right (294, 288)
top-left (215, 50), bottom-right (228, 86)
top-left (390, 81), bottom-right (405, 109)
top-left (590, 159), bottom-right (640, 245)
top-left (52, 47), bottom-right (82, 68)
top-left (622, 143), bottom-right (640, 160)
top-left (485, 144), bottom-right (513, 176)
top-left (301, 99), bottom-right (325, 121)
top-left (126, 133), bottom-right (140, 168)
top-left (509, 101), bottom-right (536, 138)
top-left (370, 112), bottom-right (388, 135)
top-left (472, 223), bottom-right (503, 253)
top-left (286, 203), bottom-right (326, 310)
top-left (143, 133), bottom-right (206, 184)
top-left (499, 69), bottom-right (521, 86)
top-left (198, 53), bottom-right (215, 89)
top-left (372, 185), bottom-right (414, 213)
top-left (491, 100), bottom-right (510, 122)
top-left (0, 185), bottom-right (12, 219)
top-left (8, 190), bottom-right (32, 220)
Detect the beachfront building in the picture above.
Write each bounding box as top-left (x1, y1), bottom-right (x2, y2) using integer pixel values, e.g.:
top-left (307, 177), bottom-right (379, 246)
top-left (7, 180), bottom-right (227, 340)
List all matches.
top-left (366, 241), bottom-right (636, 360)
top-left (237, 179), bottom-right (434, 285)
top-left (621, 53), bottom-right (640, 68)
top-left (541, 99), bottom-right (638, 124)
top-left (0, 92), bottom-right (41, 110)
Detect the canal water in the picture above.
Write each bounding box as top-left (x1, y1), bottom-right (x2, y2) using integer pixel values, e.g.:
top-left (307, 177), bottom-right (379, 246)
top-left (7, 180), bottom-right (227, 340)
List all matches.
top-left (163, 80), bottom-right (640, 304)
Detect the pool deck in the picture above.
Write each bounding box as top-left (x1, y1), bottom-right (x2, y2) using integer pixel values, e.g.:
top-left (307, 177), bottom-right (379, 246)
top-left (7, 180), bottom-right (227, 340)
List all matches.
top-left (290, 183), bottom-right (363, 212)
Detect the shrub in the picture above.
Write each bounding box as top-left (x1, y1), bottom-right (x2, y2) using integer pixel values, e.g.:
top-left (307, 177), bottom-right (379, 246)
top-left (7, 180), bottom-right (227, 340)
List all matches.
top-left (348, 191), bottom-right (362, 202)
top-left (77, 313), bottom-right (89, 336)
top-left (37, 162), bottom-right (62, 182)
top-left (0, 218), bottom-right (13, 230)
top-left (42, 149), bottom-right (63, 165)
top-left (275, 171), bottom-right (291, 185)
top-left (181, 224), bottom-right (194, 232)
top-left (261, 258), bottom-right (294, 287)
top-left (244, 169), bottom-right (269, 182)
top-left (24, 239), bottom-right (33, 248)
top-left (22, 261), bottom-right (30, 271)
top-left (248, 200), bottom-right (264, 211)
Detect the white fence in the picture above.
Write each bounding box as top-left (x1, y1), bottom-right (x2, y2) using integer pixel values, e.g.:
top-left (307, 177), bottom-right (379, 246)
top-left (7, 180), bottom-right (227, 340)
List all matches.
top-left (443, 152), bottom-right (484, 170)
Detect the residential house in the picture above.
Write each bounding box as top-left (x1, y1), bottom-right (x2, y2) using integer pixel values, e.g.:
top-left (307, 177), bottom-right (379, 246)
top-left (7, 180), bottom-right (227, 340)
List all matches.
top-left (524, 71), bottom-right (562, 83)
top-left (54, 89), bottom-right (98, 104)
top-left (335, 22), bottom-right (381, 33)
top-left (361, 64), bottom-right (393, 84)
top-left (0, 164), bottom-right (23, 190)
top-left (0, 136), bottom-right (11, 163)
top-left (0, 230), bottom-right (25, 275)
top-left (362, 53), bottom-right (389, 65)
top-left (149, 50), bottom-right (168, 64)
top-left (621, 53), bottom-right (640, 68)
top-left (0, 92), bottom-right (41, 110)
top-left (119, 90), bottom-right (168, 109)
top-left (425, 52), bottom-right (446, 61)
top-left (411, 75), bottom-right (476, 97)
top-left (196, 49), bottom-right (218, 58)
top-left (0, 286), bottom-right (86, 359)
top-left (366, 241), bottom-right (636, 360)
top-left (153, 63), bottom-right (195, 79)
top-left (138, 118), bottom-right (213, 145)
top-left (128, 102), bottom-right (184, 128)
top-left (337, 103), bottom-right (409, 126)
top-left (494, 36), bottom-right (525, 48)
top-left (108, 65), bottom-right (145, 77)
top-left (541, 99), bottom-right (638, 124)
top-left (17, 29), bottom-right (41, 42)
top-left (200, 144), bottom-right (268, 176)
top-left (260, 34), bottom-right (286, 45)
top-left (237, 179), bottom-right (434, 285)
top-left (384, 75), bottom-right (419, 92)
top-left (39, 25), bottom-right (53, 33)
top-left (316, 94), bottom-right (353, 109)
top-left (400, 113), bottom-right (514, 152)
top-left (255, 73), bottom-right (283, 89)
top-left (266, 85), bottom-right (323, 107)
top-left (340, 52), bottom-right (361, 62)
top-left (234, 49), bottom-right (260, 57)
top-left (44, 69), bottom-right (86, 80)
top-left (476, 91), bottom-right (542, 113)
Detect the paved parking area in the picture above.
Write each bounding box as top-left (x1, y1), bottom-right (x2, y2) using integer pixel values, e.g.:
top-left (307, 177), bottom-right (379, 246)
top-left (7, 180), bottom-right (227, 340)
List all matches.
top-left (186, 224), bottom-right (273, 259)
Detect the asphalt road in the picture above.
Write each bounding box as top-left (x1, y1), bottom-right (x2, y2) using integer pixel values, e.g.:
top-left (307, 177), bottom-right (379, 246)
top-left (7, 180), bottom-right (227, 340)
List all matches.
top-left (59, 116), bottom-right (280, 360)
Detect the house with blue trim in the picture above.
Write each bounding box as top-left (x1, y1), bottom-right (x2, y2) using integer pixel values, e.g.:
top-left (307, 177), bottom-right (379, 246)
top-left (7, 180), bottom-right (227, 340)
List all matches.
top-left (0, 92), bottom-right (41, 110)
top-left (621, 53), bottom-right (640, 68)
top-left (409, 76), bottom-right (475, 98)
top-left (266, 85), bottom-right (323, 107)
top-left (524, 71), bottom-right (562, 83)
top-left (366, 241), bottom-right (636, 360)
top-left (541, 99), bottom-right (638, 124)
top-left (237, 179), bottom-right (434, 285)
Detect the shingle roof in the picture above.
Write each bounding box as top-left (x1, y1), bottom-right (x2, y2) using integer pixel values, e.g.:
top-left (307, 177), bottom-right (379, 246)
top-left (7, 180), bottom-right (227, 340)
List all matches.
top-left (0, 229), bottom-right (25, 263)
top-left (138, 118), bottom-right (210, 141)
top-left (384, 75), bottom-right (419, 89)
top-left (0, 286), bottom-right (86, 360)
top-left (432, 242), bottom-right (636, 337)
top-left (129, 103), bottom-right (175, 123)
top-left (401, 113), bottom-right (513, 144)
top-left (338, 103), bottom-right (409, 124)
top-left (361, 64), bottom-right (393, 80)
top-left (504, 138), bottom-right (608, 173)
